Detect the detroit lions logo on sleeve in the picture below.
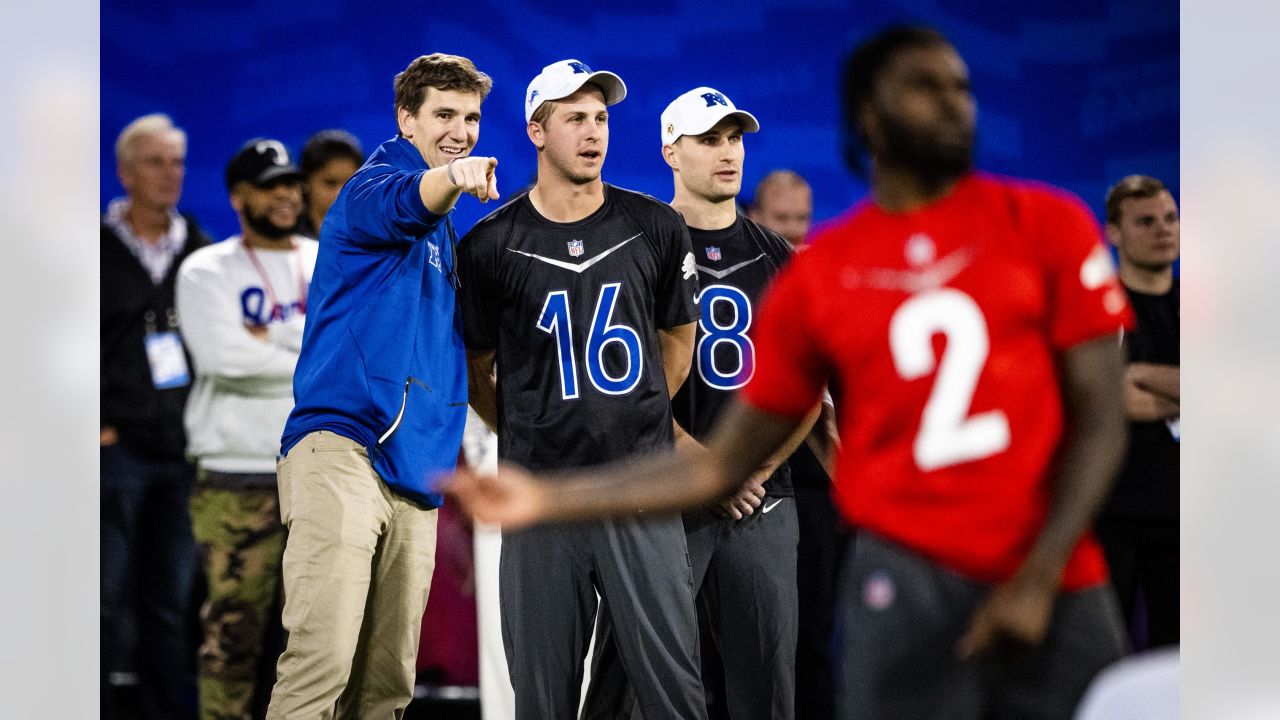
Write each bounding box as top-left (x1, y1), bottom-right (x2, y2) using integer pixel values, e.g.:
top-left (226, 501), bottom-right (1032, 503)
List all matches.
top-left (682, 252), bottom-right (696, 279)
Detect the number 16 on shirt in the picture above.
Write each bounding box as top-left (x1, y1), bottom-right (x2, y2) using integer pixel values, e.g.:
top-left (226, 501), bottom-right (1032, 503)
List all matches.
top-left (537, 282), bottom-right (643, 399)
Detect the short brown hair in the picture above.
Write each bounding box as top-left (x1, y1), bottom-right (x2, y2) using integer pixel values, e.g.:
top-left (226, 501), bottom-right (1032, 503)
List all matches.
top-left (394, 53), bottom-right (492, 117)
top-left (528, 81), bottom-right (606, 127)
top-left (1105, 175), bottom-right (1168, 224)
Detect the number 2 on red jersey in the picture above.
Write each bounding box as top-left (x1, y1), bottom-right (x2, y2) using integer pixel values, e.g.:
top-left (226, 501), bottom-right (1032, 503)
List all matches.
top-left (889, 288), bottom-right (1010, 471)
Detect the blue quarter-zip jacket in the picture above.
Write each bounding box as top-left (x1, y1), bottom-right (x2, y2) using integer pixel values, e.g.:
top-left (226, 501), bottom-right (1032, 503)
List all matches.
top-left (280, 136), bottom-right (466, 507)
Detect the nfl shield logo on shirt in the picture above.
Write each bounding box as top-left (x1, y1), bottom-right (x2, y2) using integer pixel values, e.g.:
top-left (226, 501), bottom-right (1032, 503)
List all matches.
top-left (567, 239), bottom-right (584, 257)
top-left (706, 246), bottom-right (722, 261)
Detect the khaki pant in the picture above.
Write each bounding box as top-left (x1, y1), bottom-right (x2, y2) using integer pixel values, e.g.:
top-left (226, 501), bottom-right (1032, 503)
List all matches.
top-left (266, 431), bottom-right (438, 720)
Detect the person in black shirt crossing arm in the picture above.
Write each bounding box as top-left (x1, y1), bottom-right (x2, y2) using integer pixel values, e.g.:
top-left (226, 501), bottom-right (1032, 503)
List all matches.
top-left (459, 59), bottom-right (706, 720)
top-left (1097, 174), bottom-right (1181, 649)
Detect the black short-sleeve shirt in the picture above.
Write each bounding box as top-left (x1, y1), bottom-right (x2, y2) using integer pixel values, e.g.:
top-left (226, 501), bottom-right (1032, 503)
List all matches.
top-left (459, 184), bottom-right (699, 471)
top-left (673, 214), bottom-right (795, 495)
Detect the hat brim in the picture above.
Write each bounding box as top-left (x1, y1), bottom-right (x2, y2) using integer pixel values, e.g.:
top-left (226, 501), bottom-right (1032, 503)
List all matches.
top-left (526, 67), bottom-right (630, 122)
top-left (667, 109), bottom-right (761, 144)
top-left (703, 109), bottom-right (760, 135)
top-left (582, 70), bottom-right (627, 106)
top-left (253, 166), bottom-right (304, 186)
top-left (548, 70), bottom-right (627, 107)
top-left (729, 110), bottom-right (760, 133)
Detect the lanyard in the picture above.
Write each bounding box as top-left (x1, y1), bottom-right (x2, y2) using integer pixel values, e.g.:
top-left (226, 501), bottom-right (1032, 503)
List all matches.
top-left (242, 237), bottom-right (308, 319)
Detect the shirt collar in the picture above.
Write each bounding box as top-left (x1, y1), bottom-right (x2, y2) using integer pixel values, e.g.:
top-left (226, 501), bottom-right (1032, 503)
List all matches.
top-left (105, 197), bottom-right (187, 251)
top-left (387, 135), bottom-right (430, 171)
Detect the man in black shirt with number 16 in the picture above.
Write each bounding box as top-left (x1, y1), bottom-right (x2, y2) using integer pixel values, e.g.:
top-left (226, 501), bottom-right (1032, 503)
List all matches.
top-left (458, 59), bottom-right (706, 720)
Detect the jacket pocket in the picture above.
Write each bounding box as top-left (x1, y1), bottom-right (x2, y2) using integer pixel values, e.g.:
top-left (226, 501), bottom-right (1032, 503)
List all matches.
top-left (377, 376), bottom-right (433, 446)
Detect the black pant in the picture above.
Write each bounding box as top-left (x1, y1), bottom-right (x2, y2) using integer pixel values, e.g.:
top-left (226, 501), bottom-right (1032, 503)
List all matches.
top-left (101, 442), bottom-right (199, 720)
top-left (500, 517), bottom-right (706, 720)
top-left (1096, 516), bottom-right (1179, 649)
top-left (836, 534), bottom-right (1128, 720)
top-left (584, 499), bottom-right (801, 720)
top-left (790, 444), bottom-right (849, 720)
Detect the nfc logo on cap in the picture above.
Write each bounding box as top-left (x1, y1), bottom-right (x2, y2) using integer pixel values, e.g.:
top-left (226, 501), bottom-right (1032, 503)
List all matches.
top-left (567, 61), bottom-right (592, 74)
top-left (701, 91), bottom-right (729, 108)
top-left (528, 89), bottom-right (540, 107)
top-left (255, 139), bottom-right (290, 166)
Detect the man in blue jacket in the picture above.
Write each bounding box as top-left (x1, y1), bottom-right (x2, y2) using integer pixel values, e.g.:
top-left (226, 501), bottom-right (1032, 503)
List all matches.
top-left (268, 52), bottom-right (500, 720)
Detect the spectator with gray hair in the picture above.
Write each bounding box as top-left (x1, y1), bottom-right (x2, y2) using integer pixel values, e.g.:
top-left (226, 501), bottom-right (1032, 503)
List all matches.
top-left (101, 111), bottom-right (213, 719)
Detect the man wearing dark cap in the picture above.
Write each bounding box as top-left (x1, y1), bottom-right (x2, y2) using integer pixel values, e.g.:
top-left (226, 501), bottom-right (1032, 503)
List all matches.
top-left (176, 138), bottom-right (315, 720)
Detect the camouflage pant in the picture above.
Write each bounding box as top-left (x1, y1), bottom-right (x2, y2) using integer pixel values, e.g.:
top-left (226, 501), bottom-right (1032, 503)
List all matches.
top-left (190, 472), bottom-right (286, 720)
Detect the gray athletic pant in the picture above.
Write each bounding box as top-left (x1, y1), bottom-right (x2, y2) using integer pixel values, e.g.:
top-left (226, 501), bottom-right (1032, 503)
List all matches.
top-left (583, 497), bottom-right (800, 720)
top-left (836, 533), bottom-right (1129, 720)
top-left (500, 516), bottom-right (706, 720)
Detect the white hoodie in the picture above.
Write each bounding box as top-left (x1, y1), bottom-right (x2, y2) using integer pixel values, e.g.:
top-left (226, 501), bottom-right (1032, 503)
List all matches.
top-left (175, 235), bottom-right (318, 474)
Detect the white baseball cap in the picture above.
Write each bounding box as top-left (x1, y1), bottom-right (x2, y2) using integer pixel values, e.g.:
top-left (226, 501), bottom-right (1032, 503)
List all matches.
top-left (660, 87), bottom-right (760, 145)
top-left (525, 59), bottom-right (627, 122)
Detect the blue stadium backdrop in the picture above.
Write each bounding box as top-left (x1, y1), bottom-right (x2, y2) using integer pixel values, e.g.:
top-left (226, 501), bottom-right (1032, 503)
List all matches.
top-left (102, 0), bottom-right (1178, 244)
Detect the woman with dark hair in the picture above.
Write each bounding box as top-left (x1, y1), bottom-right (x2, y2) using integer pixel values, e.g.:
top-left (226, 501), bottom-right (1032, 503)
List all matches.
top-left (297, 129), bottom-right (364, 237)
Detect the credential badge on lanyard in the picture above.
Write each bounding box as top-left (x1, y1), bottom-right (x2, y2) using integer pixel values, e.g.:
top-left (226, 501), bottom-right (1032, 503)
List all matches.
top-left (144, 308), bottom-right (191, 389)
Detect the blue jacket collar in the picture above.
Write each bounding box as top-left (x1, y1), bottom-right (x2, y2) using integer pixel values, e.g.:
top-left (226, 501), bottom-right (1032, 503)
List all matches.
top-left (383, 135), bottom-right (430, 171)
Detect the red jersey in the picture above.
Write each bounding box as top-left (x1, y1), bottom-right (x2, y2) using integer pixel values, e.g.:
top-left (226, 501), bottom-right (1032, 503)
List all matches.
top-left (742, 174), bottom-right (1134, 589)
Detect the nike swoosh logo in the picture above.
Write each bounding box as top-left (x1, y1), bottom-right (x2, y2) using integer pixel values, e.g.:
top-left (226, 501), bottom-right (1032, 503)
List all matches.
top-left (840, 246), bottom-right (977, 293)
top-left (761, 498), bottom-right (783, 514)
top-left (506, 233), bottom-right (641, 273)
top-left (696, 253), bottom-right (766, 279)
